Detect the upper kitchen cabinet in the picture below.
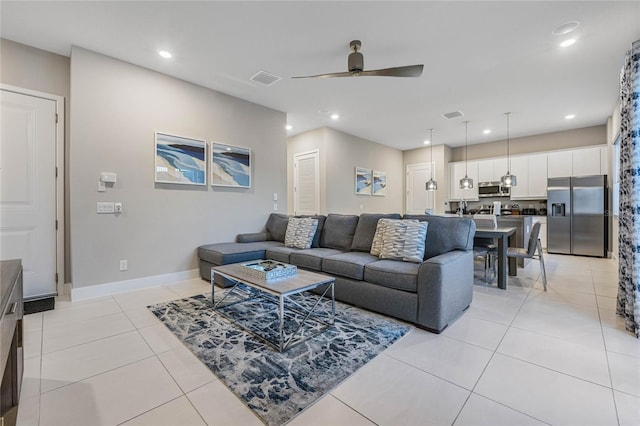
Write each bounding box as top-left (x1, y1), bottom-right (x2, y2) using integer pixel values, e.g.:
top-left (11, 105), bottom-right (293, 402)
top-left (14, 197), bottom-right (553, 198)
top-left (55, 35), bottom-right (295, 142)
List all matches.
top-left (509, 153), bottom-right (547, 200)
top-left (572, 146), bottom-right (602, 176)
top-left (547, 150), bottom-right (573, 178)
top-left (548, 146), bottom-right (608, 178)
top-left (449, 160), bottom-right (479, 201)
top-left (478, 157), bottom-right (508, 182)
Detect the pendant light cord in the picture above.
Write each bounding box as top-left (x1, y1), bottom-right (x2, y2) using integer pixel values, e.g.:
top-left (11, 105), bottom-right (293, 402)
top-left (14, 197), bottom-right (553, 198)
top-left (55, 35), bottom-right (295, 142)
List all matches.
top-left (429, 129), bottom-right (434, 180)
top-left (464, 121), bottom-right (469, 176)
top-left (505, 112), bottom-right (511, 173)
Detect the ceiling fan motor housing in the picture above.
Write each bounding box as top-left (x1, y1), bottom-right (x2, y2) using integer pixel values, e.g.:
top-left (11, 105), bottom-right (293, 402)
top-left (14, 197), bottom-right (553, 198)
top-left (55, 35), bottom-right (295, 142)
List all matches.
top-left (348, 52), bottom-right (364, 75)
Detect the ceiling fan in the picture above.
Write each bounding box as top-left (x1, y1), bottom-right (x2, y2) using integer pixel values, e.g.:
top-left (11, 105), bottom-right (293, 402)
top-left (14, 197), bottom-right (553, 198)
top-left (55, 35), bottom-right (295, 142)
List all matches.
top-left (292, 40), bottom-right (424, 79)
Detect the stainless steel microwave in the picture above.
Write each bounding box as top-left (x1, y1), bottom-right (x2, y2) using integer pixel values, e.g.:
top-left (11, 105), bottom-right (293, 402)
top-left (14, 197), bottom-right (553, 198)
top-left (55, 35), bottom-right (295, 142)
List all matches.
top-left (478, 181), bottom-right (510, 198)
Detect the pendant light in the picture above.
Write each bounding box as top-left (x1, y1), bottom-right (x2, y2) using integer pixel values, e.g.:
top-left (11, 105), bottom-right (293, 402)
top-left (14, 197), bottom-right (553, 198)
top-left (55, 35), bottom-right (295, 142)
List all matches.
top-left (500, 112), bottom-right (517, 187)
top-left (459, 121), bottom-right (474, 189)
top-left (425, 129), bottom-right (438, 191)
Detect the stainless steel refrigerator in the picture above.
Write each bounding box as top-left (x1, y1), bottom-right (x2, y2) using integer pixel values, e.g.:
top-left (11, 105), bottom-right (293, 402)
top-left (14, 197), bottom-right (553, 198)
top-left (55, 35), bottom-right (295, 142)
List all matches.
top-left (547, 175), bottom-right (607, 257)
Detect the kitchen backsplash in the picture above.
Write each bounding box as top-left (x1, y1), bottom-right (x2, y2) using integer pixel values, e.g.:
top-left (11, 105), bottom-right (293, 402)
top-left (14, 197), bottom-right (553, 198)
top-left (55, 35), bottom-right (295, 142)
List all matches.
top-left (448, 198), bottom-right (547, 215)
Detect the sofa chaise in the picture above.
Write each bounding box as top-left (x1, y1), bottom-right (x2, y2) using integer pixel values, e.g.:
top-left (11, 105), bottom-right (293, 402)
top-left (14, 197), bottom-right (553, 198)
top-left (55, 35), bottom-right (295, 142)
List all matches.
top-left (198, 213), bottom-right (475, 333)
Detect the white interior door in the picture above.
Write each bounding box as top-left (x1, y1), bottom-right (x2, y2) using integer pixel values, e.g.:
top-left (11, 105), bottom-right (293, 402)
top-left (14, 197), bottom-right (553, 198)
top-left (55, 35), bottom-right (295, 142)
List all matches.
top-left (406, 162), bottom-right (435, 214)
top-left (293, 150), bottom-right (320, 215)
top-left (1, 89), bottom-right (58, 298)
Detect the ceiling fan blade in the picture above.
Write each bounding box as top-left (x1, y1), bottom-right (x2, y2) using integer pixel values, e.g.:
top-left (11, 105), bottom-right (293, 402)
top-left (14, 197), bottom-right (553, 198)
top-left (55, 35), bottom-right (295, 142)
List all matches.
top-left (359, 64), bottom-right (424, 77)
top-left (291, 71), bottom-right (353, 79)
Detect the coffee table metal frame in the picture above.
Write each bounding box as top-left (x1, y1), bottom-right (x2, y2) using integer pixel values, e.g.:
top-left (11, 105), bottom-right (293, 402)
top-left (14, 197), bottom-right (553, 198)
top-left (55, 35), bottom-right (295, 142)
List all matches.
top-left (211, 264), bottom-right (335, 352)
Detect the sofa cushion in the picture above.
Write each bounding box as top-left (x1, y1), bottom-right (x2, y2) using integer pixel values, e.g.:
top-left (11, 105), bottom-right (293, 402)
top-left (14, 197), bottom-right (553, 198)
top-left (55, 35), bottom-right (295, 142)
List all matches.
top-left (289, 248), bottom-right (345, 271)
top-left (297, 215), bottom-right (326, 248)
top-left (364, 260), bottom-right (420, 292)
top-left (265, 213), bottom-right (290, 242)
top-left (403, 215), bottom-right (475, 259)
top-left (284, 217), bottom-right (318, 249)
top-left (198, 241), bottom-right (284, 265)
top-left (320, 214), bottom-right (359, 250)
top-left (350, 213), bottom-right (402, 252)
top-left (379, 220), bottom-right (428, 263)
top-left (265, 246), bottom-right (299, 263)
top-left (322, 252), bottom-right (379, 280)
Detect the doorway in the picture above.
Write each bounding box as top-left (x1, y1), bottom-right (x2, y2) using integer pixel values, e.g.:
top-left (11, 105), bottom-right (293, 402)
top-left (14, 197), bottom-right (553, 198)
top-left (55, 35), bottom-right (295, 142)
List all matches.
top-left (0, 85), bottom-right (64, 299)
top-left (293, 150), bottom-right (320, 216)
top-left (406, 162), bottom-right (435, 215)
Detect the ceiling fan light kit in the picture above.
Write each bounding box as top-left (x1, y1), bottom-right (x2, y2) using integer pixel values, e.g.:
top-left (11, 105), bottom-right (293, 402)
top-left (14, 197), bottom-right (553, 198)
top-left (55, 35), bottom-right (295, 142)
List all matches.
top-left (292, 40), bottom-right (424, 79)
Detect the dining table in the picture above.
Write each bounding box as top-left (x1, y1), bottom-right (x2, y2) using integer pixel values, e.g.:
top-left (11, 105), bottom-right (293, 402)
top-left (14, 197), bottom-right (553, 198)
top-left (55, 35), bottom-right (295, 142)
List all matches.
top-left (474, 226), bottom-right (517, 290)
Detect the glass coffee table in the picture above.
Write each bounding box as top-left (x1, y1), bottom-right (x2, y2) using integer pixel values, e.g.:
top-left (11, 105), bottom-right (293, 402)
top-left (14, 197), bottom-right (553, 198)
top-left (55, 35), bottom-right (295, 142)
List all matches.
top-left (211, 263), bottom-right (335, 352)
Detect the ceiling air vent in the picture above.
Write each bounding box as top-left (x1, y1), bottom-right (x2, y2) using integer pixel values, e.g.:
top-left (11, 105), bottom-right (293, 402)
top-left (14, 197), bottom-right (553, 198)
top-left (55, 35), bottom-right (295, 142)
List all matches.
top-left (442, 110), bottom-right (464, 119)
top-left (250, 70), bottom-right (281, 86)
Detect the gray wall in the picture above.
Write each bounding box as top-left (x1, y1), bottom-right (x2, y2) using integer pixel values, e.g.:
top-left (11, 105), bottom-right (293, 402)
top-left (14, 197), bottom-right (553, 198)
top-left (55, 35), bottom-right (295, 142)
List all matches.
top-left (287, 127), bottom-right (403, 215)
top-left (70, 47), bottom-right (286, 288)
top-left (451, 125), bottom-right (607, 161)
top-left (0, 38), bottom-right (72, 282)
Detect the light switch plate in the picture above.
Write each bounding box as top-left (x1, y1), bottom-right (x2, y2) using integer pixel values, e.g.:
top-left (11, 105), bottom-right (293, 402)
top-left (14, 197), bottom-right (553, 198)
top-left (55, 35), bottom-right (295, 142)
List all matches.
top-left (100, 172), bottom-right (117, 183)
top-left (97, 202), bottom-right (115, 214)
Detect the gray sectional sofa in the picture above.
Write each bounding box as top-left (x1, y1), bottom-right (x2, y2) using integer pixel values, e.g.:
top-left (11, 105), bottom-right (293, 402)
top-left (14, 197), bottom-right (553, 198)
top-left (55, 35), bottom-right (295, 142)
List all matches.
top-left (198, 213), bottom-right (476, 333)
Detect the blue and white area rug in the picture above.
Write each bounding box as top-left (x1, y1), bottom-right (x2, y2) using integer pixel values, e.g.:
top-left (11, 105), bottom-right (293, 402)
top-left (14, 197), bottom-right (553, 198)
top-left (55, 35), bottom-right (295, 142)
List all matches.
top-left (148, 287), bottom-right (410, 425)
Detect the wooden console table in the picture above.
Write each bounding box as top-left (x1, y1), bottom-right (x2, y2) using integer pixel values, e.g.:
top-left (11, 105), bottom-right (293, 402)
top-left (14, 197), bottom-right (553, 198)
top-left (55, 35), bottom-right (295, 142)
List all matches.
top-left (1, 260), bottom-right (23, 426)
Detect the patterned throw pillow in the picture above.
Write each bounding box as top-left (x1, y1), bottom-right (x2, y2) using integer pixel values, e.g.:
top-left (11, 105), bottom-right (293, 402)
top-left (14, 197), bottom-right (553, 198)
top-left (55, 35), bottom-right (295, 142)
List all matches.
top-left (284, 217), bottom-right (319, 249)
top-left (377, 220), bottom-right (428, 263)
top-left (370, 218), bottom-right (400, 256)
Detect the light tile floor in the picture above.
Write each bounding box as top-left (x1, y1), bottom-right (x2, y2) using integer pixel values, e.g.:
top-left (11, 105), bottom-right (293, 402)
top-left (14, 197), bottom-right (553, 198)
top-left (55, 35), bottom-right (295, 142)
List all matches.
top-left (16, 254), bottom-right (639, 426)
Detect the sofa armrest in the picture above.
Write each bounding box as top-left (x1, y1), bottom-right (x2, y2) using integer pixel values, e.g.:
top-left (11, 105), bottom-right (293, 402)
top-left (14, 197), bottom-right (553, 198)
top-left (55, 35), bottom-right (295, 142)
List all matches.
top-left (415, 250), bottom-right (473, 332)
top-left (237, 232), bottom-right (270, 243)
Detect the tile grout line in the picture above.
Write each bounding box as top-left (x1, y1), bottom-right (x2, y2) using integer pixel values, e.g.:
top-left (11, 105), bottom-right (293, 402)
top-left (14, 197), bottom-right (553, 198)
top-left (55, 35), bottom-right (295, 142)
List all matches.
top-left (451, 266), bottom-right (546, 426)
top-left (593, 269), bottom-right (623, 426)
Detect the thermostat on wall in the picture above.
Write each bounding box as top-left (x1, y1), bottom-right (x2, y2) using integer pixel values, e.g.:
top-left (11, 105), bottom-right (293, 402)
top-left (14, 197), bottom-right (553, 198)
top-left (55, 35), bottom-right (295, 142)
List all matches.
top-left (100, 172), bottom-right (117, 183)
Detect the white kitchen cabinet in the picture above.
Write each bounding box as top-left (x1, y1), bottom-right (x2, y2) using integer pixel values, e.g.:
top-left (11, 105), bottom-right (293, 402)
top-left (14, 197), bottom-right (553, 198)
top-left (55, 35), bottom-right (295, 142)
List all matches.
top-left (572, 146), bottom-right (601, 176)
top-left (509, 153), bottom-right (547, 200)
top-left (600, 146), bottom-right (608, 175)
top-left (547, 150), bottom-right (573, 178)
top-left (478, 157), bottom-right (507, 182)
top-left (528, 153), bottom-right (548, 198)
top-left (478, 157), bottom-right (508, 182)
top-left (449, 161), bottom-right (479, 201)
top-left (478, 159), bottom-right (494, 182)
top-left (508, 156), bottom-right (528, 199)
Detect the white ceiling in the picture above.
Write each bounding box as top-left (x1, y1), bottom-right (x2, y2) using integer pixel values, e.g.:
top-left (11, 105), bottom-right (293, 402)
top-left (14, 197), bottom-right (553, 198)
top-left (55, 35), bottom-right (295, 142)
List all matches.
top-left (2, 1), bottom-right (638, 150)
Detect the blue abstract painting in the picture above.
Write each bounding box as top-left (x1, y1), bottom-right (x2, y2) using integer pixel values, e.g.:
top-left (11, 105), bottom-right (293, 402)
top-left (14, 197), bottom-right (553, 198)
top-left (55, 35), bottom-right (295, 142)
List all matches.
top-left (372, 170), bottom-right (387, 196)
top-left (212, 143), bottom-right (251, 188)
top-left (155, 132), bottom-right (206, 185)
top-left (355, 167), bottom-right (372, 195)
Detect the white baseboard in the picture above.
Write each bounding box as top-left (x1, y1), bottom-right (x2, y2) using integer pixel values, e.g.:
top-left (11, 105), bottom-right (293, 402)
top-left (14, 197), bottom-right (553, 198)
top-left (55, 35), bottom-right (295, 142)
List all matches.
top-left (70, 269), bottom-right (200, 301)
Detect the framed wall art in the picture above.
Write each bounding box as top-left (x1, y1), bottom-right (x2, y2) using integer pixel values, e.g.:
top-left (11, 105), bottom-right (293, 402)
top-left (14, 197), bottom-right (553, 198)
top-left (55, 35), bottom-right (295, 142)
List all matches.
top-left (211, 143), bottom-right (251, 188)
top-left (355, 167), bottom-right (372, 195)
top-left (372, 170), bottom-right (387, 196)
top-left (155, 132), bottom-right (206, 185)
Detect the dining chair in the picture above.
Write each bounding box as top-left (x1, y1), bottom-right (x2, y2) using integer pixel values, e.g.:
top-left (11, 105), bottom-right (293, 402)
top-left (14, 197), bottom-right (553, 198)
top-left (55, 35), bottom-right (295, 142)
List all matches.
top-left (507, 221), bottom-right (548, 290)
top-left (472, 214), bottom-right (498, 282)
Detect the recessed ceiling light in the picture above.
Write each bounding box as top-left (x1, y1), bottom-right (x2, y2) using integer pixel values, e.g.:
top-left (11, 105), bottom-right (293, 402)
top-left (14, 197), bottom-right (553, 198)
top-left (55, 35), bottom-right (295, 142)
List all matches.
top-left (330, 113), bottom-right (340, 120)
top-left (158, 50), bottom-right (172, 59)
top-left (565, 114), bottom-right (576, 120)
top-left (423, 140), bottom-right (430, 145)
top-left (560, 39), bottom-right (576, 48)
top-left (483, 129), bottom-right (491, 135)
top-left (285, 125), bottom-right (293, 130)
top-left (552, 21), bottom-right (580, 36)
